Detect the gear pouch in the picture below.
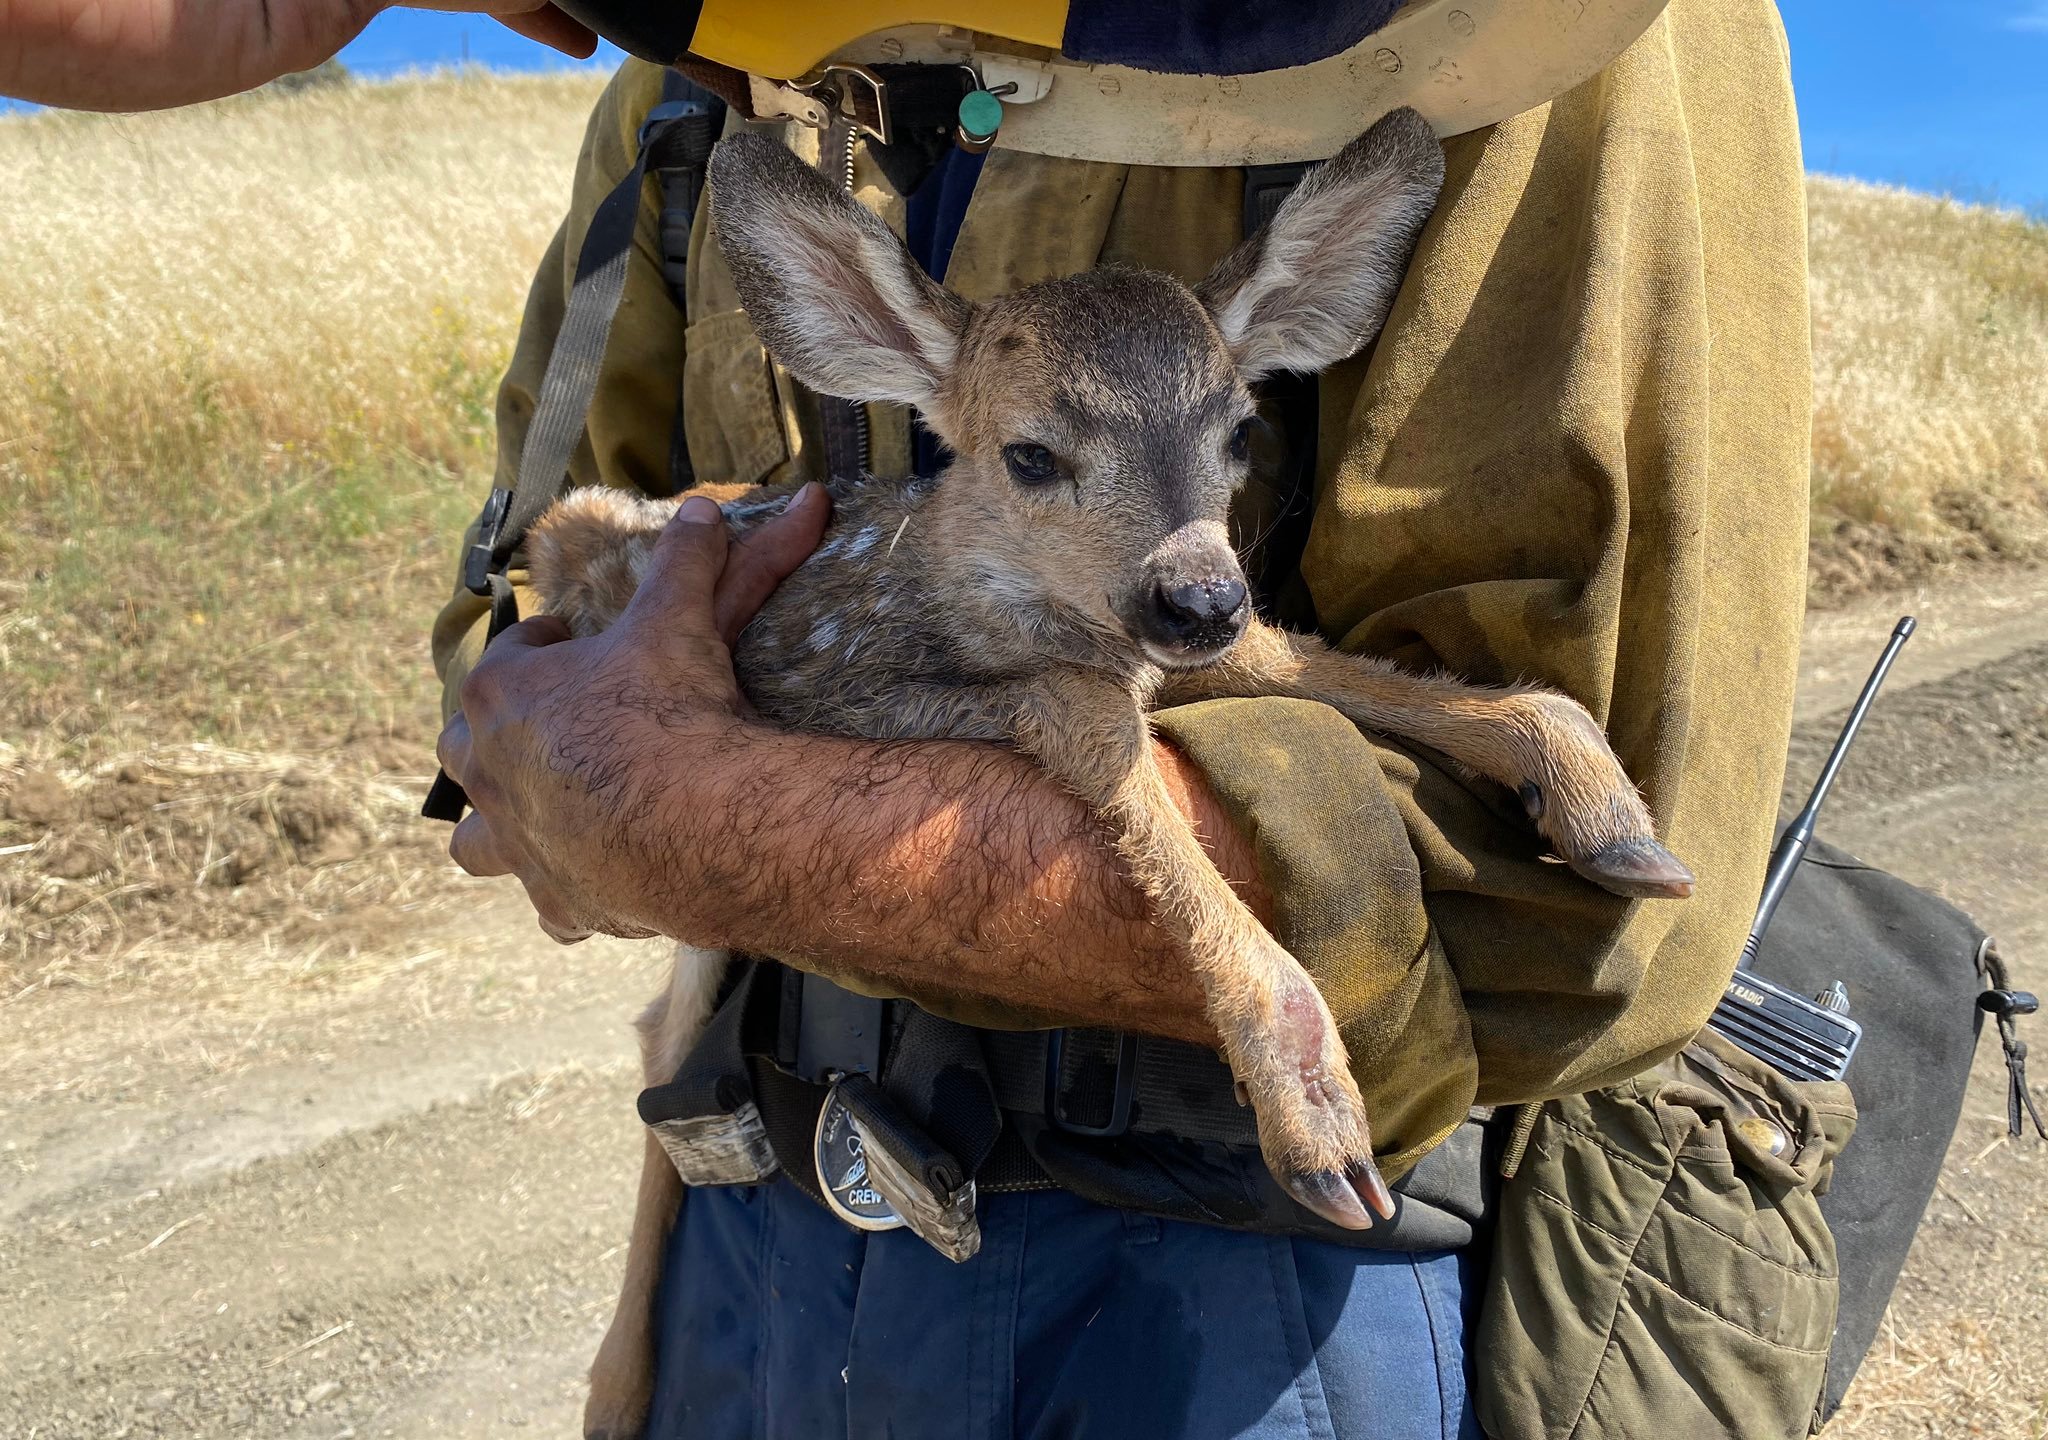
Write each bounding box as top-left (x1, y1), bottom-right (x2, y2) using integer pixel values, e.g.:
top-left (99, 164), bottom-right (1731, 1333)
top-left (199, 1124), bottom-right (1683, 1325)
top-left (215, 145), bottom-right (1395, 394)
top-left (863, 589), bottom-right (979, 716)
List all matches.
top-left (1476, 1029), bottom-right (1857, 1440)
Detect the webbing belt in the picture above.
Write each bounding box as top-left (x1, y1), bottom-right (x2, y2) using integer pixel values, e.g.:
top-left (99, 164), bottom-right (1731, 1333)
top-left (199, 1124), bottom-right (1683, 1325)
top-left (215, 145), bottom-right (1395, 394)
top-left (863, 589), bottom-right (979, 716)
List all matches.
top-left (423, 72), bottom-right (726, 824)
top-left (636, 963), bottom-right (1267, 1222)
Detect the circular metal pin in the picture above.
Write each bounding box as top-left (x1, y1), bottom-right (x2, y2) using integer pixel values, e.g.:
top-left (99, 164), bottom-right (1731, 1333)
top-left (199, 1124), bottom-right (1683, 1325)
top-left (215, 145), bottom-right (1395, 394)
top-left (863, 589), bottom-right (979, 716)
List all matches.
top-left (814, 1083), bottom-right (905, 1232)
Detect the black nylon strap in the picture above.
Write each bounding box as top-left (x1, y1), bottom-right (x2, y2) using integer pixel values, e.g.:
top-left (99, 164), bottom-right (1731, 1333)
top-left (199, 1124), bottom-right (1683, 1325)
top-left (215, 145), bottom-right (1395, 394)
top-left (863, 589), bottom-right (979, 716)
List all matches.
top-left (420, 572), bottom-right (520, 823)
top-left (982, 1028), bottom-right (1262, 1149)
top-left (423, 74), bottom-right (723, 824)
top-left (793, 970), bottom-right (886, 1082)
top-left (494, 103), bottom-right (701, 570)
top-left (637, 961), bottom-right (771, 1127)
top-left (653, 71), bottom-right (723, 494)
top-left (819, 396), bottom-right (870, 480)
top-left (875, 1009), bottom-right (1003, 1184)
top-left (1243, 162), bottom-right (1314, 233)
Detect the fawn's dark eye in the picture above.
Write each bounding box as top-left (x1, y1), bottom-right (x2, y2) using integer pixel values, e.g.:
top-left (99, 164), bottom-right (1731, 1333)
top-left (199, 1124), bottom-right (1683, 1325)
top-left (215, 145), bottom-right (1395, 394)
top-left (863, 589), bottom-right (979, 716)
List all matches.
top-left (1228, 417), bottom-right (1256, 464)
top-left (1003, 442), bottom-right (1062, 486)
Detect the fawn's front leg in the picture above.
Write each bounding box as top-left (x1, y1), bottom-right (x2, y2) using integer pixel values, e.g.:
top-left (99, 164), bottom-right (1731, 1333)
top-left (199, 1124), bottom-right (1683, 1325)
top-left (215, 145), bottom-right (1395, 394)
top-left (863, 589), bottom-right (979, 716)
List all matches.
top-left (1013, 670), bottom-right (1394, 1230)
top-left (1160, 620), bottom-right (1693, 899)
top-left (584, 945), bottom-right (731, 1440)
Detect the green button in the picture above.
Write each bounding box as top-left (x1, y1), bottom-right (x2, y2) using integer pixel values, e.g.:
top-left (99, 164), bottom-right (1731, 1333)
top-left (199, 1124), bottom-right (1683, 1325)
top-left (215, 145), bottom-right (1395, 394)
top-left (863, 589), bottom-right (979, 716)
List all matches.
top-left (958, 89), bottom-right (1004, 142)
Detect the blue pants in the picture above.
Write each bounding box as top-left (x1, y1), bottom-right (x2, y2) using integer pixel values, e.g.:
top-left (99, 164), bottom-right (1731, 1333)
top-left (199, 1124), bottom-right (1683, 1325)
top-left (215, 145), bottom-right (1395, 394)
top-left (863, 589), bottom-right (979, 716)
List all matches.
top-left (648, 1181), bottom-right (1479, 1440)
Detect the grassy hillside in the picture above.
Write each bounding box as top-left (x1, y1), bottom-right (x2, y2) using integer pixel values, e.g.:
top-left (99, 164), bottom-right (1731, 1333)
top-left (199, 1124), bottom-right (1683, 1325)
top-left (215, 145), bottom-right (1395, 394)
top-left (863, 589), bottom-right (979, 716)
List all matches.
top-left (1, 71), bottom-right (602, 749)
top-left (1807, 174), bottom-right (2048, 596)
top-left (2, 73), bottom-right (2046, 990)
top-left (0, 72), bottom-right (606, 988)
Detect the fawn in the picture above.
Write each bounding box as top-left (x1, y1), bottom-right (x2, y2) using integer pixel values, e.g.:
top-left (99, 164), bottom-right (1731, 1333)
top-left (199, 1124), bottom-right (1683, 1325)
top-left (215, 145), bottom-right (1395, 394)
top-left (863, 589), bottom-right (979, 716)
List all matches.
top-left (528, 111), bottom-right (1694, 1439)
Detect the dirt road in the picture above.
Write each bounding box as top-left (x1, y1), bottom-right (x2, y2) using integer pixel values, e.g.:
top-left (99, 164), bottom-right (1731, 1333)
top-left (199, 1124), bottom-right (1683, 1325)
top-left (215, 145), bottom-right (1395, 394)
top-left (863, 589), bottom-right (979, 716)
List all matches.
top-left (5, 570), bottom-right (2044, 1440)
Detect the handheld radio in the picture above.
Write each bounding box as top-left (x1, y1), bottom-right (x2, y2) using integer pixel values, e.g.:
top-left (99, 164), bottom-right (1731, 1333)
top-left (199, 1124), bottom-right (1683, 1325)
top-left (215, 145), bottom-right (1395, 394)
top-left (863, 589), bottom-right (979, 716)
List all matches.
top-left (1706, 617), bottom-right (1917, 1082)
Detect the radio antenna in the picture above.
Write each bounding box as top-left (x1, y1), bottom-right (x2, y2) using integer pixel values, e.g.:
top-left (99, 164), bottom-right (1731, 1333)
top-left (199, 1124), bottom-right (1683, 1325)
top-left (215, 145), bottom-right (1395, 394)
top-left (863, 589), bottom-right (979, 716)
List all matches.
top-left (1738, 616), bottom-right (1916, 971)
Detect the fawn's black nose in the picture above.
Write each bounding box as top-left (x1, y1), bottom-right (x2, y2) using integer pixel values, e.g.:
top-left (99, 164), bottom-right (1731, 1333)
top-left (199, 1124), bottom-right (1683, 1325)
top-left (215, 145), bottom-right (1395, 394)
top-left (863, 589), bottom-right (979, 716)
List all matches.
top-left (1159, 577), bottom-right (1248, 626)
top-left (1148, 575), bottom-right (1249, 652)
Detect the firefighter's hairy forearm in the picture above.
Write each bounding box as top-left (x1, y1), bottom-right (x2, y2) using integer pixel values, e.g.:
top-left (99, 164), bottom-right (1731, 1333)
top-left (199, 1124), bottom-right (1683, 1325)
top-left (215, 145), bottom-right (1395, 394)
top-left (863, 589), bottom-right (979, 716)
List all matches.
top-left (0, 0), bottom-right (589, 111)
top-left (440, 498), bottom-right (1253, 1048)
top-left (659, 721), bottom-right (1255, 1046)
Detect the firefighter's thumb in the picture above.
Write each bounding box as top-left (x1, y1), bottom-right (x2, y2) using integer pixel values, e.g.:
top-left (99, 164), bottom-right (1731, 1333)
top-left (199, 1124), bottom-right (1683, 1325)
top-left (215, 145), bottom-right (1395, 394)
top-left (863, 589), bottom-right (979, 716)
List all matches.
top-left (619, 494), bottom-right (732, 641)
top-left (712, 483), bottom-right (829, 645)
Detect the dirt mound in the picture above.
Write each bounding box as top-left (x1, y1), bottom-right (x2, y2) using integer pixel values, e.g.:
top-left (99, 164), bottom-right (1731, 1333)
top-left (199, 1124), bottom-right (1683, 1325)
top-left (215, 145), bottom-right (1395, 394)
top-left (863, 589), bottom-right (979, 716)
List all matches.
top-left (0, 739), bottom-right (456, 997)
top-left (1808, 485), bottom-right (2048, 606)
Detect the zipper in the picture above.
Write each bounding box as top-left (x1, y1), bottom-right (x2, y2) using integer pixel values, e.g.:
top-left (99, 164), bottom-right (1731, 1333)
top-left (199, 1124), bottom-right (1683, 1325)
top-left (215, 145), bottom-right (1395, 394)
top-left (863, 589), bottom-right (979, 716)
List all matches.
top-left (831, 119), bottom-right (870, 473)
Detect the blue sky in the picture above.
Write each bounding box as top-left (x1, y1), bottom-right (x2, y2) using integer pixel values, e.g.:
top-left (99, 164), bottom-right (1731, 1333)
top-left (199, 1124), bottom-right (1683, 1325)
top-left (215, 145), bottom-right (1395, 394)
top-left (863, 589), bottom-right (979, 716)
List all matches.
top-left (1779, 1), bottom-right (2048, 214)
top-left (331, 12), bottom-right (624, 77)
top-left (8, 5), bottom-right (2048, 213)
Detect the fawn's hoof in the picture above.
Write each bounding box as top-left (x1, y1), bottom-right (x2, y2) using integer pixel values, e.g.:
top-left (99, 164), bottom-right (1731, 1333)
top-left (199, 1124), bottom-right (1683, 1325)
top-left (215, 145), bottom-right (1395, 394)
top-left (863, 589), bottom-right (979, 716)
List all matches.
top-left (1280, 1157), bottom-right (1396, 1230)
top-left (1572, 837), bottom-right (1695, 900)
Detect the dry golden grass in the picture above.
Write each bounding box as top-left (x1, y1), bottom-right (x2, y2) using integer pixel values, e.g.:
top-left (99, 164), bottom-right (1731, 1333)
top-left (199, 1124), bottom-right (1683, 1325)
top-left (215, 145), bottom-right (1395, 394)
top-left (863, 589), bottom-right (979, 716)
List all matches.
top-left (0, 71), bottom-right (607, 991)
top-left (1807, 175), bottom-right (2048, 597)
top-left (0, 70), bottom-right (610, 756)
top-left (0, 69), bottom-right (603, 494)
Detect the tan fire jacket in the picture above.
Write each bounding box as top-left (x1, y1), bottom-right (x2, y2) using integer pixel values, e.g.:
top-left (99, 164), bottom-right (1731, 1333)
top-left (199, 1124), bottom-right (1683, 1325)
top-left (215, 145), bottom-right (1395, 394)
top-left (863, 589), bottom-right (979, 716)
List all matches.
top-left (432, 0), bottom-right (1811, 1176)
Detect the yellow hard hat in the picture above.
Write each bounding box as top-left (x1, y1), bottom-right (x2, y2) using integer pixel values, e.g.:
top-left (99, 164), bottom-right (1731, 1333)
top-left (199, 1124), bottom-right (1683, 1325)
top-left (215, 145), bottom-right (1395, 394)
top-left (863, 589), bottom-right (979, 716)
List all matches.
top-left (695, 0), bottom-right (1067, 81)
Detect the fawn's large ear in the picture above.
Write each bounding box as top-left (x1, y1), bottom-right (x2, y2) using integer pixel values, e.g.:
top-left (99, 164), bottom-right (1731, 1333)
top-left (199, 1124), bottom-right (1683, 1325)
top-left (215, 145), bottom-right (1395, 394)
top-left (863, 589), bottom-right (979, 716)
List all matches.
top-left (1196, 108), bottom-right (1445, 381)
top-left (708, 133), bottom-right (970, 410)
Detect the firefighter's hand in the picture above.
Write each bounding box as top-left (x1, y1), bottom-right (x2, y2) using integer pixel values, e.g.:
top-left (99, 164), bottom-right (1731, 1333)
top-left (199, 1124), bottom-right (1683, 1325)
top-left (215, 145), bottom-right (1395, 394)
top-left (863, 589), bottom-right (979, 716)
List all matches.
top-left (2, 0), bottom-right (596, 112)
top-left (437, 485), bottom-right (830, 945)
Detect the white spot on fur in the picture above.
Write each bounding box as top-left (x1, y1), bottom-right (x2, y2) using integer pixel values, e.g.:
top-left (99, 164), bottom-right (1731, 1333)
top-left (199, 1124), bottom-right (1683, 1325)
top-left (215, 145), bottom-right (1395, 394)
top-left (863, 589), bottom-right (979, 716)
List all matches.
top-left (810, 618), bottom-right (842, 651)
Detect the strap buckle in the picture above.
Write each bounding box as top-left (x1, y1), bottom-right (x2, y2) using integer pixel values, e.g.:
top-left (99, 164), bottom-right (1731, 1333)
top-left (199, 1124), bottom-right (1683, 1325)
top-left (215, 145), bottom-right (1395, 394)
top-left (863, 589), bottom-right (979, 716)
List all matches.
top-left (1044, 1029), bottom-right (1140, 1138)
top-left (793, 63), bottom-right (893, 145)
top-left (637, 98), bottom-right (692, 149)
top-left (640, 95), bottom-right (722, 172)
top-left (830, 1072), bottom-right (980, 1261)
top-left (461, 486), bottom-right (513, 597)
